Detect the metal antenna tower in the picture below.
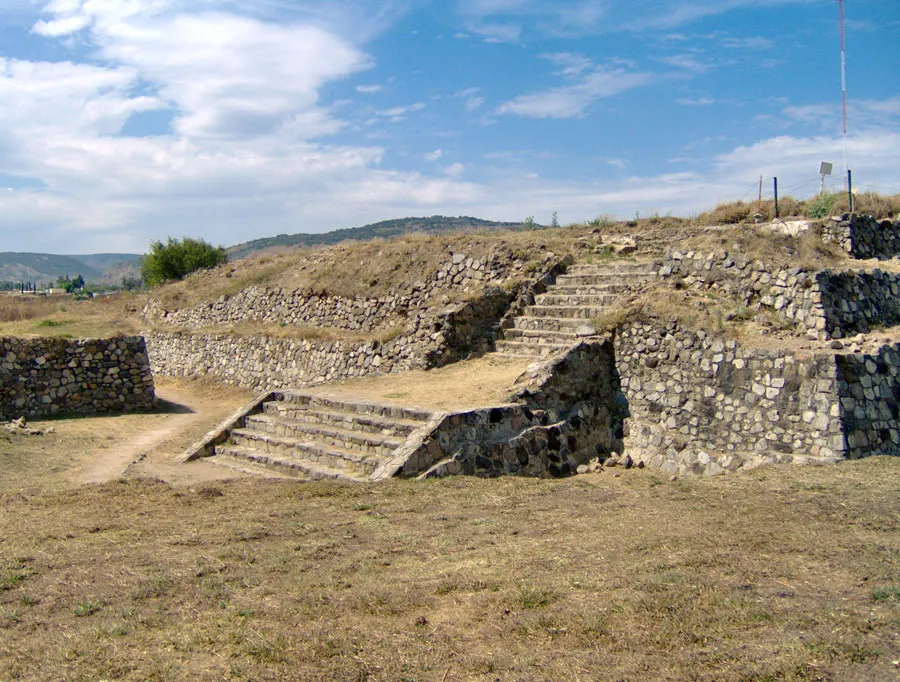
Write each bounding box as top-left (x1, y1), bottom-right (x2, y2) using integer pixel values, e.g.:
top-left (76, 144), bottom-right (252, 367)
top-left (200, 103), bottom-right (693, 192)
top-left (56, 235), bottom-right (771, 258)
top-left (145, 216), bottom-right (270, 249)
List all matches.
top-left (840, 0), bottom-right (849, 178)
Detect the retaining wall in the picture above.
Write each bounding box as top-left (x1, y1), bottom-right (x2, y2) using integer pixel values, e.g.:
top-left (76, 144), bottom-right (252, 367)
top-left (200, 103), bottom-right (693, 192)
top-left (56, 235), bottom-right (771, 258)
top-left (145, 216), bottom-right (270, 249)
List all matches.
top-left (616, 322), bottom-right (843, 476)
top-left (412, 340), bottom-right (624, 478)
top-left (146, 288), bottom-right (516, 391)
top-left (836, 343), bottom-right (900, 459)
top-left (143, 249), bottom-right (542, 331)
top-left (662, 249), bottom-right (900, 340)
top-left (821, 215), bottom-right (900, 260)
top-left (617, 321), bottom-right (900, 475)
top-left (0, 336), bottom-right (155, 420)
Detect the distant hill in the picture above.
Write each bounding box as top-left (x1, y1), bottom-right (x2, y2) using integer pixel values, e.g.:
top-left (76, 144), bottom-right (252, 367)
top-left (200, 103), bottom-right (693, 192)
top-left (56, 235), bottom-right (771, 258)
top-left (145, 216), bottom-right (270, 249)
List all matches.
top-left (227, 216), bottom-right (529, 261)
top-left (0, 252), bottom-right (141, 286)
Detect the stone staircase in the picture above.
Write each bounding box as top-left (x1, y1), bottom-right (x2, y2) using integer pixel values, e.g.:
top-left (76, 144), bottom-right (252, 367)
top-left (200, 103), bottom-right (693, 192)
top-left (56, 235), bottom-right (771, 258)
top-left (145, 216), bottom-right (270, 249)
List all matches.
top-left (495, 261), bottom-right (658, 359)
top-left (208, 391), bottom-right (435, 481)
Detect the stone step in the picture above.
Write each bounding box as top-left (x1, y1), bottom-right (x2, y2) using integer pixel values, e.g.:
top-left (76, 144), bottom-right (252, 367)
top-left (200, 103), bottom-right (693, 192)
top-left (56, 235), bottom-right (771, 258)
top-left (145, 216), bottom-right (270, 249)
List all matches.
top-left (548, 283), bottom-right (634, 295)
top-left (535, 293), bottom-right (619, 307)
top-left (274, 390), bottom-right (433, 423)
top-left (263, 402), bottom-right (423, 437)
top-left (513, 316), bottom-right (596, 332)
top-left (524, 305), bottom-right (604, 320)
top-left (245, 414), bottom-right (403, 457)
top-left (503, 328), bottom-right (583, 343)
top-left (566, 262), bottom-right (658, 275)
top-left (494, 340), bottom-right (570, 359)
top-left (555, 273), bottom-right (656, 287)
top-left (229, 429), bottom-right (389, 474)
top-left (211, 446), bottom-right (368, 482)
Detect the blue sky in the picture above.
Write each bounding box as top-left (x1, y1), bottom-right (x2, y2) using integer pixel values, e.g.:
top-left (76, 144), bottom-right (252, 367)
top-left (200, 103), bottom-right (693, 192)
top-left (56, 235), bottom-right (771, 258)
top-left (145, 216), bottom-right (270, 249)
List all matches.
top-left (0, 0), bottom-right (898, 254)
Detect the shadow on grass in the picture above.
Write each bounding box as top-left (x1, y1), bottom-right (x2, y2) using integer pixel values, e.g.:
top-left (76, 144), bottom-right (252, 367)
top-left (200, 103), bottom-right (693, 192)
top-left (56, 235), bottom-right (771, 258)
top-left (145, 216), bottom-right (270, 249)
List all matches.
top-left (27, 398), bottom-right (195, 423)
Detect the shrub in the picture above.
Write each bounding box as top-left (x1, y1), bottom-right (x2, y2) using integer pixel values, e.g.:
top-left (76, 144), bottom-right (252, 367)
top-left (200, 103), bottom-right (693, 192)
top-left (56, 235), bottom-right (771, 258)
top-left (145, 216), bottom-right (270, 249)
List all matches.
top-left (805, 192), bottom-right (840, 219)
top-left (141, 237), bottom-right (228, 287)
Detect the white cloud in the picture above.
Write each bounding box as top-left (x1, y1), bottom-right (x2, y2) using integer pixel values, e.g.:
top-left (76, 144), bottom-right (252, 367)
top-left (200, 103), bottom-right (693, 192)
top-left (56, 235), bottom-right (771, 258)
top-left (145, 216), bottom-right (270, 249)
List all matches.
top-left (497, 59), bottom-right (652, 118)
top-left (425, 149), bottom-right (444, 161)
top-left (660, 53), bottom-right (714, 74)
top-left (377, 102), bottom-right (426, 122)
top-left (455, 0), bottom-right (819, 37)
top-left (443, 162), bottom-right (466, 177)
top-left (356, 84), bottom-right (384, 94)
top-left (544, 52), bottom-right (593, 78)
top-left (453, 87), bottom-right (485, 111)
top-left (677, 96), bottom-right (716, 106)
top-left (721, 36), bottom-right (772, 50)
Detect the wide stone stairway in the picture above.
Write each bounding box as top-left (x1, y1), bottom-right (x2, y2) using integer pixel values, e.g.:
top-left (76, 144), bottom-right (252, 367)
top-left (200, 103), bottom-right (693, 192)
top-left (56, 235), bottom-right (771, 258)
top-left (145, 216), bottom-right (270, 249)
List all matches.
top-left (495, 261), bottom-right (658, 359)
top-left (208, 391), bottom-right (435, 481)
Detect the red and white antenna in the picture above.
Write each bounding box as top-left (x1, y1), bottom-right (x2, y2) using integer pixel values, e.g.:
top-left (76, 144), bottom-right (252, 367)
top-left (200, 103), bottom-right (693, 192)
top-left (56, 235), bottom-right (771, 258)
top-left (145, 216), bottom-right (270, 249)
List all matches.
top-left (840, 0), bottom-right (849, 176)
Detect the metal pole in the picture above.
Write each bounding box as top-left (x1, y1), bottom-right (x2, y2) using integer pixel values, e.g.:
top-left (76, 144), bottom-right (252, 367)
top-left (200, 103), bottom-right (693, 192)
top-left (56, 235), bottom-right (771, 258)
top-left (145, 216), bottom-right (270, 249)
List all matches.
top-left (774, 177), bottom-right (779, 218)
top-left (847, 169), bottom-right (853, 214)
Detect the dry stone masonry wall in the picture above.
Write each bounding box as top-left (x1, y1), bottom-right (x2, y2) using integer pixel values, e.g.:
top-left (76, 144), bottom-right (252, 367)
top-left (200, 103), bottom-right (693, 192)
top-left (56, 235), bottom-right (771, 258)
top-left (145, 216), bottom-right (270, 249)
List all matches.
top-left (616, 323), bottom-right (844, 476)
top-left (143, 250), bottom-right (544, 332)
top-left (821, 215), bottom-right (900, 260)
top-left (836, 343), bottom-right (900, 459)
top-left (146, 288), bottom-right (516, 391)
top-left (0, 336), bottom-right (155, 420)
top-left (414, 340), bottom-right (625, 478)
top-left (661, 249), bottom-right (900, 340)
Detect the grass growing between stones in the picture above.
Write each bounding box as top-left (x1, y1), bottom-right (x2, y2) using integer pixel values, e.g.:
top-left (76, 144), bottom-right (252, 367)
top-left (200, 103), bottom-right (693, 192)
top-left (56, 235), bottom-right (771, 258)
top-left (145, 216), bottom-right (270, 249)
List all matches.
top-left (0, 459), bottom-right (897, 681)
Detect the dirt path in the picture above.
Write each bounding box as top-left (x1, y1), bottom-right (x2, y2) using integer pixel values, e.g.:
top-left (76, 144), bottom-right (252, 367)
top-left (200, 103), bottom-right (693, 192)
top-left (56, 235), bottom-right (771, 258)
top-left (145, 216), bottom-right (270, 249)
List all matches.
top-left (70, 378), bottom-right (254, 486)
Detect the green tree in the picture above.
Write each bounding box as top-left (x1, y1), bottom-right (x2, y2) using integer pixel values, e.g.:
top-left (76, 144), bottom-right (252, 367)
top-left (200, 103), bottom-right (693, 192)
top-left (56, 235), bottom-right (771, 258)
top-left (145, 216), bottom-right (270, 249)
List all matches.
top-left (141, 237), bottom-right (228, 286)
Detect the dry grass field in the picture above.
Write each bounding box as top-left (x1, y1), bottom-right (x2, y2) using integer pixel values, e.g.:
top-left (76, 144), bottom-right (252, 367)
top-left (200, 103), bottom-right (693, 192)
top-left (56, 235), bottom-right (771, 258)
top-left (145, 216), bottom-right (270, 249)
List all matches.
top-left (0, 457), bottom-right (898, 681)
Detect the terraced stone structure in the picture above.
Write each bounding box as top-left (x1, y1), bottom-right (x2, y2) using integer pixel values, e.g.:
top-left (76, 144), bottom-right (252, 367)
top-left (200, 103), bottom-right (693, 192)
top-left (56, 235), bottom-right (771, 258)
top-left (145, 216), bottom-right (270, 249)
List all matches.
top-left (185, 339), bottom-right (623, 480)
top-left (171, 213), bottom-right (900, 480)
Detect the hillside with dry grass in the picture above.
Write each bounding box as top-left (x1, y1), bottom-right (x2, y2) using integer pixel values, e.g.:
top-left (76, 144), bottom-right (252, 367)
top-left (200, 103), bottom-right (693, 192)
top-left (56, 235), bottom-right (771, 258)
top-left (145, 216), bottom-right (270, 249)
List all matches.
top-left (0, 193), bottom-right (897, 342)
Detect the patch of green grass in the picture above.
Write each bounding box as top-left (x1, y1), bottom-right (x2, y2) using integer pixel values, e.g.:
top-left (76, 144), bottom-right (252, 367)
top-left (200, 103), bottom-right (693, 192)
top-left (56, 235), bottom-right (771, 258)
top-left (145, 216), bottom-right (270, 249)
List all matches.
top-left (871, 585), bottom-right (900, 602)
top-left (514, 584), bottom-right (559, 609)
top-left (74, 600), bottom-right (104, 617)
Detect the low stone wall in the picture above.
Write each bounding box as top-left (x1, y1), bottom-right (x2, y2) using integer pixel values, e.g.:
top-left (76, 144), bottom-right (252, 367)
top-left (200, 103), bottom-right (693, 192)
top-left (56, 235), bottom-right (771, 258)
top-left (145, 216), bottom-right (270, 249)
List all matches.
top-left (0, 336), bottom-right (155, 419)
top-left (145, 331), bottom-right (426, 392)
top-left (143, 249), bottom-right (539, 331)
top-left (821, 215), bottom-right (900, 260)
top-left (837, 343), bottom-right (900, 459)
top-left (616, 322), bottom-right (845, 476)
top-left (147, 279), bottom-right (529, 390)
top-left (662, 250), bottom-right (828, 337)
top-left (409, 340), bottom-right (624, 478)
top-left (662, 249), bottom-right (900, 340)
top-left (817, 269), bottom-right (900, 337)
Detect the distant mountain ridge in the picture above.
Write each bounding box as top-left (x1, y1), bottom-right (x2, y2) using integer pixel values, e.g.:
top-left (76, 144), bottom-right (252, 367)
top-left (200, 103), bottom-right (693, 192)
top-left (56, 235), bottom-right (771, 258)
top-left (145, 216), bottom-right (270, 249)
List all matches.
top-left (227, 216), bottom-right (528, 261)
top-left (0, 216), bottom-right (528, 284)
top-left (0, 252), bottom-right (141, 285)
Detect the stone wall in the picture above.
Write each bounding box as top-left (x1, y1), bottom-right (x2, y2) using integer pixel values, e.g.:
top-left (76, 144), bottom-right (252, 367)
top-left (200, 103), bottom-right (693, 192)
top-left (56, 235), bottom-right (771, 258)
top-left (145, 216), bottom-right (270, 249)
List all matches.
top-left (662, 250), bottom-right (827, 337)
top-left (143, 249), bottom-right (543, 332)
top-left (817, 270), bottom-right (900, 338)
top-left (409, 340), bottom-right (624, 478)
top-left (146, 287), bottom-right (516, 390)
top-left (616, 322), bottom-right (845, 476)
top-left (661, 249), bottom-right (900, 340)
top-left (836, 343), bottom-right (900, 459)
top-left (0, 336), bottom-right (155, 420)
top-left (146, 331), bottom-right (425, 392)
top-left (821, 215), bottom-right (900, 260)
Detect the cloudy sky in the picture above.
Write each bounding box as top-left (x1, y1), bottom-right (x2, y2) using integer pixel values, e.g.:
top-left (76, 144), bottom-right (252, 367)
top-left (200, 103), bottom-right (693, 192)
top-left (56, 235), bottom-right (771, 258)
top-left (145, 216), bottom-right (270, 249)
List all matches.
top-left (1, 0), bottom-right (898, 254)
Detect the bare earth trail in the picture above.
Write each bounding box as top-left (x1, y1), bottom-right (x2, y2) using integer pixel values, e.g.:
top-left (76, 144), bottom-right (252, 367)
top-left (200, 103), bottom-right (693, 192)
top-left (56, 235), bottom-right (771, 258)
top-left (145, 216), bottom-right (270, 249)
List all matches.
top-left (70, 378), bottom-right (254, 486)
